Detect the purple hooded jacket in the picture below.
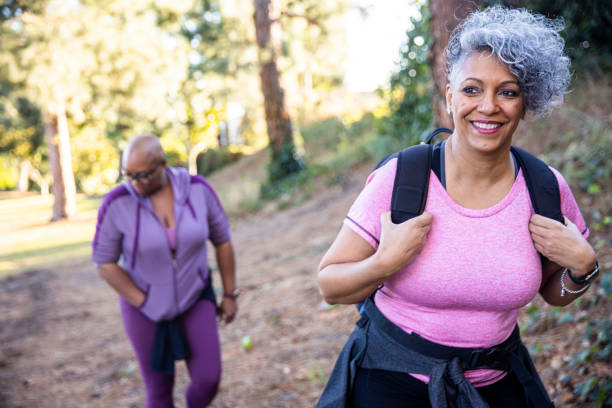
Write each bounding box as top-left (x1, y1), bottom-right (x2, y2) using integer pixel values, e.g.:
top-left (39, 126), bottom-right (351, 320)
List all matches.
top-left (92, 167), bottom-right (231, 322)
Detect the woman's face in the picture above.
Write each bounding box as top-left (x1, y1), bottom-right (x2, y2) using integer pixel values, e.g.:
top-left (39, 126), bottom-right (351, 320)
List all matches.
top-left (123, 152), bottom-right (166, 196)
top-left (445, 51), bottom-right (524, 154)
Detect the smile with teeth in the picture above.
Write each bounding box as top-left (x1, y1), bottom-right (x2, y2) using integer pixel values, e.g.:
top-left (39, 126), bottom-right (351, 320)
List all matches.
top-left (471, 121), bottom-right (502, 130)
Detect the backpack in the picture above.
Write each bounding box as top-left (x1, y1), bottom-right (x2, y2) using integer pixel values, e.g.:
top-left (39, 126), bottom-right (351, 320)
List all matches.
top-left (356, 128), bottom-right (564, 312)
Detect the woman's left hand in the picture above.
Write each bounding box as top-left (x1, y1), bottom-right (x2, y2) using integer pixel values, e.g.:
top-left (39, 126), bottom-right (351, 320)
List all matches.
top-left (218, 297), bottom-right (238, 324)
top-left (529, 214), bottom-right (596, 276)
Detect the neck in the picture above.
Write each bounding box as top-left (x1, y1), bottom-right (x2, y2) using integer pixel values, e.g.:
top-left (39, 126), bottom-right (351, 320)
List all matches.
top-left (445, 134), bottom-right (514, 187)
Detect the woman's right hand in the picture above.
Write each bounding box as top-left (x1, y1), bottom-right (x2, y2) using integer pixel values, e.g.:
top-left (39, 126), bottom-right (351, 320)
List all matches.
top-left (373, 211), bottom-right (433, 278)
top-left (317, 211), bottom-right (433, 305)
top-left (98, 262), bottom-right (148, 308)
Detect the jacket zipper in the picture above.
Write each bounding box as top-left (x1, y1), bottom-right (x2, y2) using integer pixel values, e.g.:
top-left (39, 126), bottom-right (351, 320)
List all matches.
top-left (143, 203), bottom-right (182, 316)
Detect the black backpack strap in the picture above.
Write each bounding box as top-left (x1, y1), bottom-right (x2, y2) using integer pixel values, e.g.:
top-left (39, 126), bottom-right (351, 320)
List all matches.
top-left (510, 146), bottom-right (564, 224)
top-left (420, 127), bottom-right (453, 144)
top-left (391, 144), bottom-right (432, 224)
top-left (373, 152), bottom-right (399, 171)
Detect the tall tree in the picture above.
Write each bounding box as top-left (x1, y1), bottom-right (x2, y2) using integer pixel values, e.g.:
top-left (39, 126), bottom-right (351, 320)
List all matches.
top-left (4, 3), bottom-right (90, 219)
top-left (428, 0), bottom-right (480, 129)
top-left (44, 103), bottom-right (76, 219)
top-left (2, 0), bottom-right (190, 207)
top-left (253, 0), bottom-right (303, 182)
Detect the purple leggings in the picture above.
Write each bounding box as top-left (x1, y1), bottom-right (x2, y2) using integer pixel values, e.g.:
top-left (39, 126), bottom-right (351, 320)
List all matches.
top-left (120, 298), bottom-right (221, 408)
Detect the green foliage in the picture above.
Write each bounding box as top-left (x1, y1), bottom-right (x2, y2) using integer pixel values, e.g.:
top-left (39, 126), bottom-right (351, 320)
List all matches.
top-left (538, 108), bottom-right (612, 228)
top-left (177, 0), bottom-right (235, 76)
top-left (521, 269), bottom-right (612, 406)
top-left (0, 0), bottom-right (48, 20)
top-left (486, 0), bottom-right (612, 70)
top-left (196, 146), bottom-right (243, 176)
top-left (379, 2), bottom-right (433, 146)
top-left (0, 0), bottom-right (350, 198)
top-left (573, 317), bottom-right (612, 406)
top-left (261, 141), bottom-right (306, 197)
top-left (0, 71), bottom-right (45, 167)
top-left (0, 154), bottom-right (18, 189)
top-left (526, 0), bottom-right (612, 69)
top-left (301, 113), bottom-right (379, 161)
top-left (258, 113), bottom-right (378, 202)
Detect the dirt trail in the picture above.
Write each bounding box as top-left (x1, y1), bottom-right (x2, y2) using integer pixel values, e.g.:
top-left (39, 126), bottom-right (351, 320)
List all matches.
top-left (0, 160), bottom-right (608, 407)
top-left (0, 163), bottom-right (368, 408)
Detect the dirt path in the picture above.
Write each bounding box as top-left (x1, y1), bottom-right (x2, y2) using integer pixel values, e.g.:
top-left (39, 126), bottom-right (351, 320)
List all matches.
top-left (0, 164), bottom-right (367, 408)
top-left (0, 161), bottom-right (609, 407)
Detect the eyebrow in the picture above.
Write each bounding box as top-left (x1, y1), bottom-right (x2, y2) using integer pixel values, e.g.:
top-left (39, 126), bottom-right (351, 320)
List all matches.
top-left (461, 78), bottom-right (520, 87)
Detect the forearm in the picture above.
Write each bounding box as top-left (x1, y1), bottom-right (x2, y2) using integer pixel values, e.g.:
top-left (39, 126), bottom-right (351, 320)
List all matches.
top-left (540, 256), bottom-right (597, 307)
top-left (215, 241), bottom-right (237, 294)
top-left (318, 252), bottom-right (391, 305)
top-left (97, 263), bottom-right (145, 307)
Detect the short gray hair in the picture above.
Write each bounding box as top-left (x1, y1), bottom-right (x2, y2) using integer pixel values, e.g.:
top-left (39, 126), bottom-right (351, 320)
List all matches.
top-left (445, 6), bottom-right (571, 116)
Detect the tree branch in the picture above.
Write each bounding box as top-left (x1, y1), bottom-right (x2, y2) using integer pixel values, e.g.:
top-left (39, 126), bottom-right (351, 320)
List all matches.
top-left (279, 11), bottom-right (322, 28)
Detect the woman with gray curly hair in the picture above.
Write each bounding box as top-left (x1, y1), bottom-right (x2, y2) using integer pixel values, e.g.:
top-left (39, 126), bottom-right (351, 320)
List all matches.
top-left (316, 6), bottom-right (597, 408)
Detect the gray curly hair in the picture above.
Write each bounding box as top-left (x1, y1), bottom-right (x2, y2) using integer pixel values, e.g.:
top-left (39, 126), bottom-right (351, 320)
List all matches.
top-left (445, 6), bottom-right (571, 116)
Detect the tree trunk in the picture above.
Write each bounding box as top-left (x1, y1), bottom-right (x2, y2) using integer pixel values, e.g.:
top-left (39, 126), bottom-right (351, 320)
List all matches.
top-left (253, 0), bottom-right (303, 181)
top-left (18, 160), bottom-right (30, 192)
top-left (44, 102), bottom-right (76, 221)
top-left (188, 140), bottom-right (208, 175)
top-left (428, 0), bottom-right (480, 129)
top-left (17, 160), bottom-right (49, 195)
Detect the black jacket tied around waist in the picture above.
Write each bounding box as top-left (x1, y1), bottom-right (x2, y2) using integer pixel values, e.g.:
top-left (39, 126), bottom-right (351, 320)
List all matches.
top-left (316, 295), bottom-right (553, 408)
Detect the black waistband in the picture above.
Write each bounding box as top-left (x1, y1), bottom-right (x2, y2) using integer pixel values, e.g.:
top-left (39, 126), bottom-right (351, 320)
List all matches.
top-left (361, 295), bottom-right (520, 370)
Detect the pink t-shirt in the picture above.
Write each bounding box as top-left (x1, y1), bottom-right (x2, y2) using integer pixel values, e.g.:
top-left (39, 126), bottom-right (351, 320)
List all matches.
top-left (345, 158), bottom-right (588, 386)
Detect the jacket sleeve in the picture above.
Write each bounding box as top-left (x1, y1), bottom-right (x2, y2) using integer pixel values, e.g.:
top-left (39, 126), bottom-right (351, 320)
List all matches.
top-left (202, 182), bottom-right (231, 245)
top-left (92, 196), bottom-right (123, 266)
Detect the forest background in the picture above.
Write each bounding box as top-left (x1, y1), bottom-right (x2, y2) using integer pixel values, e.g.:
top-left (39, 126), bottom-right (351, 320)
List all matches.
top-left (0, 0), bottom-right (610, 407)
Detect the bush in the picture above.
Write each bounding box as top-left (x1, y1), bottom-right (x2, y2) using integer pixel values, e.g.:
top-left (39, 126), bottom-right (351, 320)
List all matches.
top-left (196, 147), bottom-right (243, 176)
top-left (379, 3), bottom-right (433, 146)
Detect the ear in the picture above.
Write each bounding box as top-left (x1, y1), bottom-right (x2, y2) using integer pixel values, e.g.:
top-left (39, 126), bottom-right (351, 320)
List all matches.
top-left (445, 83), bottom-right (453, 115)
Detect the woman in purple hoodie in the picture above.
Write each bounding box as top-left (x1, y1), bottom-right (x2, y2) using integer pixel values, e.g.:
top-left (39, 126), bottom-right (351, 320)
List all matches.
top-left (92, 134), bottom-right (238, 408)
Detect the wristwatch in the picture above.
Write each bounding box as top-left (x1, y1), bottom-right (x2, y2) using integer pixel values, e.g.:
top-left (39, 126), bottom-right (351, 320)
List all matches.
top-left (567, 260), bottom-right (600, 285)
top-left (223, 289), bottom-right (240, 300)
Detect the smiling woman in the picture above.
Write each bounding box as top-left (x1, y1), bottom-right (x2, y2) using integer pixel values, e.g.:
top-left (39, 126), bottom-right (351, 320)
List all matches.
top-left (316, 6), bottom-right (598, 408)
top-left (445, 53), bottom-right (525, 157)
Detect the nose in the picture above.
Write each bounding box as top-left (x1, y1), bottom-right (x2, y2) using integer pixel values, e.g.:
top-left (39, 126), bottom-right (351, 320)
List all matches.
top-left (130, 178), bottom-right (145, 188)
top-left (478, 92), bottom-right (499, 115)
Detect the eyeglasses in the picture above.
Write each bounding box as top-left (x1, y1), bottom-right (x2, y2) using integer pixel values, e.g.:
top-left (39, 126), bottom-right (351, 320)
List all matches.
top-left (123, 163), bottom-right (162, 181)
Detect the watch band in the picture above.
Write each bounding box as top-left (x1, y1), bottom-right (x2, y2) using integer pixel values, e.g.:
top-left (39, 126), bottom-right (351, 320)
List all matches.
top-left (223, 289), bottom-right (240, 299)
top-left (567, 260), bottom-right (600, 285)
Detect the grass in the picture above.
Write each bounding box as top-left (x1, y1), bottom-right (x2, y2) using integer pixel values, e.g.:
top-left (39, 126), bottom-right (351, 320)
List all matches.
top-left (257, 113), bottom-right (383, 204)
top-left (0, 193), bottom-right (101, 278)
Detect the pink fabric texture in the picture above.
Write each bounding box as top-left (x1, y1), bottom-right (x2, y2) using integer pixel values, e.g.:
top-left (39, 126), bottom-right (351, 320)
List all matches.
top-left (344, 158), bottom-right (588, 386)
top-left (166, 227), bottom-right (177, 251)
